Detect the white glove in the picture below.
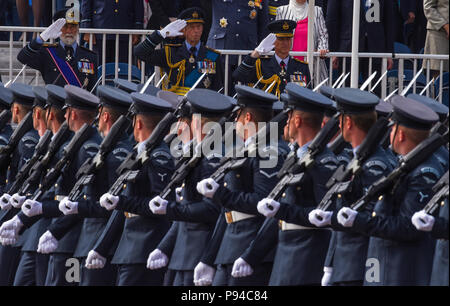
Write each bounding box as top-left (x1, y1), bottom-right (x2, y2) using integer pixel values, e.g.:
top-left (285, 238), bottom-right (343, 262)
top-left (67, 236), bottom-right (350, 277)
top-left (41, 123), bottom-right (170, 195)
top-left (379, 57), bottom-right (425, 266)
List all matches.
top-left (231, 257), bottom-right (254, 278)
top-left (337, 207), bottom-right (358, 227)
top-left (85, 250), bottom-right (106, 269)
top-left (193, 262), bottom-right (215, 286)
top-left (309, 209), bottom-right (333, 227)
top-left (159, 19), bottom-right (187, 38)
top-left (10, 193), bottom-right (27, 208)
top-left (255, 33), bottom-right (276, 54)
top-left (146, 249), bottom-right (169, 270)
top-left (58, 197), bottom-right (79, 215)
top-left (37, 230), bottom-right (58, 254)
top-left (196, 178), bottom-right (219, 199)
top-left (149, 196), bottom-right (168, 215)
top-left (411, 210), bottom-right (435, 232)
top-left (321, 267), bottom-right (333, 286)
top-left (99, 193), bottom-right (119, 211)
top-left (257, 198), bottom-right (280, 218)
top-left (21, 199), bottom-right (43, 217)
top-left (176, 187), bottom-right (183, 203)
top-left (40, 18), bottom-right (66, 41)
top-left (0, 215), bottom-right (23, 246)
top-left (0, 194), bottom-right (12, 210)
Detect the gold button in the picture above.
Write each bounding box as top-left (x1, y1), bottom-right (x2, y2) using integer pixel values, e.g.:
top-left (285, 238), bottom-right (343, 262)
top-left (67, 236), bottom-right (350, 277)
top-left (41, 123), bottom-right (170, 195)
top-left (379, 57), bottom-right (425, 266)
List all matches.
top-left (5, 179), bottom-right (8, 184)
top-left (282, 193), bottom-right (286, 198)
top-left (180, 196), bottom-right (183, 201)
top-left (115, 9), bottom-right (118, 13)
top-left (296, 186), bottom-right (301, 191)
top-left (337, 194), bottom-right (342, 198)
top-left (236, 174), bottom-right (240, 178)
top-left (83, 195), bottom-right (87, 200)
top-left (182, 183), bottom-right (185, 188)
top-left (224, 182), bottom-right (228, 187)
top-left (55, 183), bottom-right (58, 188)
top-left (378, 195), bottom-right (383, 201)
top-left (372, 211), bottom-right (376, 217)
top-left (94, 10), bottom-right (96, 14)
top-left (441, 201), bottom-right (445, 206)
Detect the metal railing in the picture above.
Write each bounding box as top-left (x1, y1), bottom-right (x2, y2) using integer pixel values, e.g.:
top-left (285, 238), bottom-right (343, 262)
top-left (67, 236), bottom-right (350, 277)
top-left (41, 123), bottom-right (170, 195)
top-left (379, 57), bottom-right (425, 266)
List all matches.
top-left (0, 26), bottom-right (448, 102)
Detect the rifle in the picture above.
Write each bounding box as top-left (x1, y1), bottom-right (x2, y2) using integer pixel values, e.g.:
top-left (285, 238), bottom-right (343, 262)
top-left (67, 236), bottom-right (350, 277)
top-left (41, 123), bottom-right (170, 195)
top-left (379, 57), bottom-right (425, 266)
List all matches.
top-left (5, 129), bottom-right (52, 197)
top-left (0, 110), bottom-right (12, 133)
top-left (328, 134), bottom-right (347, 156)
top-left (66, 115), bottom-right (131, 202)
top-left (380, 121), bottom-right (395, 150)
top-left (265, 114), bottom-right (340, 206)
top-left (157, 105), bottom-right (241, 201)
top-left (16, 122), bottom-right (71, 197)
top-left (205, 108), bottom-right (292, 189)
top-left (430, 115), bottom-right (449, 137)
top-left (349, 131), bottom-right (449, 213)
top-left (27, 123), bottom-right (94, 202)
top-left (0, 112), bottom-right (33, 173)
top-left (423, 170), bottom-right (449, 216)
top-left (315, 117), bottom-right (390, 214)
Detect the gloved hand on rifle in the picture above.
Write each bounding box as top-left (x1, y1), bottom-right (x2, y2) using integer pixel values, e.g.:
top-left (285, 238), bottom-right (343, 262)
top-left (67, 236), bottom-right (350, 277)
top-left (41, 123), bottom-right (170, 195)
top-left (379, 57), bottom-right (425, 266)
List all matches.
top-left (411, 210), bottom-right (435, 232)
top-left (0, 215), bottom-right (23, 246)
top-left (257, 198), bottom-right (280, 218)
top-left (196, 178), bottom-right (219, 199)
top-left (99, 193), bottom-right (119, 211)
top-left (11, 193), bottom-right (27, 208)
top-left (85, 250), bottom-right (106, 269)
top-left (58, 197), bottom-right (79, 215)
top-left (21, 199), bottom-right (43, 217)
top-left (309, 209), bottom-right (333, 227)
top-left (337, 207), bottom-right (358, 227)
top-left (0, 194), bottom-right (12, 210)
top-left (149, 196), bottom-right (168, 215)
top-left (37, 230), bottom-right (58, 254)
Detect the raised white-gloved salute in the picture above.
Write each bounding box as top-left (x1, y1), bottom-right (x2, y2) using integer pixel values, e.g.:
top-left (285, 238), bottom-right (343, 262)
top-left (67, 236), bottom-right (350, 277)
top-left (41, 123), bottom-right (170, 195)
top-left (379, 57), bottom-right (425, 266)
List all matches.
top-left (257, 198), bottom-right (280, 218)
top-left (231, 257), bottom-right (254, 278)
top-left (196, 178), bottom-right (219, 199)
top-left (411, 210), bottom-right (435, 232)
top-left (58, 196), bottom-right (79, 215)
top-left (148, 196), bottom-right (168, 215)
top-left (21, 199), bottom-right (43, 217)
top-left (0, 193), bottom-right (12, 210)
top-left (309, 209), bottom-right (333, 227)
top-left (337, 207), bottom-right (358, 228)
top-left (321, 267), bottom-right (333, 286)
top-left (85, 250), bottom-right (106, 269)
top-left (0, 215), bottom-right (23, 246)
top-left (37, 230), bottom-right (58, 254)
top-left (146, 249), bottom-right (169, 270)
top-left (193, 262), bottom-right (216, 286)
top-left (10, 193), bottom-right (27, 208)
top-left (254, 33), bottom-right (277, 55)
top-left (158, 19), bottom-right (187, 38)
top-left (99, 193), bottom-right (119, 211)
top-left (39, 18), bottom-right (66, 41)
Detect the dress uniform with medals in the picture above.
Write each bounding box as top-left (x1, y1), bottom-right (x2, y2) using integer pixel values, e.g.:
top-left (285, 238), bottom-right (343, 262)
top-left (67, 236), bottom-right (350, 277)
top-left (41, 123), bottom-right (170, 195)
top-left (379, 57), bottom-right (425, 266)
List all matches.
top-left (197, 86), bottom-right (289, 286)
top-left (323, 88), bottom-right (394, 286)
top-left (0, 84), bottom-right (39, 285)
top-left (153, 89), bottom-right (233, 286)
top-left (134, 8), bottom-right (223, 96)
top-left (17, 9), bottom-right (98, 91)
top-left (239, 84), bottom-right (339, 286)
top-left (233, 20), bottom-right (311, 97)
top-left (99, 94), bottom-right (174, 286)
top-left (347, 96), bottom-right (445, 286)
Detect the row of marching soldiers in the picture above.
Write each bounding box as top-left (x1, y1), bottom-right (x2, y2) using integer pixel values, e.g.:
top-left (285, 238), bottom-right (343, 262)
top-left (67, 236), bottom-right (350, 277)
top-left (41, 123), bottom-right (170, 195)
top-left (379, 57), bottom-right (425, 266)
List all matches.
top-left (0, 73), bottom-right (448, 286)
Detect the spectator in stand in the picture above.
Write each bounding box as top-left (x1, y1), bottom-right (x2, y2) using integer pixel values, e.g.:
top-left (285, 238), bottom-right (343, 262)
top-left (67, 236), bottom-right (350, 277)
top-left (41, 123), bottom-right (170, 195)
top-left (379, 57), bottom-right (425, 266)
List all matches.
top-left (326, 0), bottom-right (395, 93)
top-left (80, 0), bottom-right (144, 64)
top-left (400, 0), bottom-right (427, 53)
top-left (316, 0), bottom-right (328, 18)
top-left (16, 0), bottom-right (46, 40)
top-left (276, 0), bottom-right (329, 83)
top-left (146, 0), bottom-right (178, 30)
top-left (423, 0), bottom-right (449, 77)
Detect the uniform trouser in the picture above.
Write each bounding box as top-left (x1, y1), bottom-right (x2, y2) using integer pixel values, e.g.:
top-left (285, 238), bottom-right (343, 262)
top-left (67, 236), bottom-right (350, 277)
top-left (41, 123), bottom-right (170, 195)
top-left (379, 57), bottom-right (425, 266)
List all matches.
top-left (116, 264), bottom-right (166, 286)
top-left (45, 253), bottom-right (78, 286)
top-left (212, 263), bottom-right (272, 286)
top-left (79, 257), bottom-right (117, 286)
top-left (0, 245), bottom-right (21, 286)
top-left (14, 252), bottom-right (49, 286)
top-left (171, 270), bottom-right (194, 286)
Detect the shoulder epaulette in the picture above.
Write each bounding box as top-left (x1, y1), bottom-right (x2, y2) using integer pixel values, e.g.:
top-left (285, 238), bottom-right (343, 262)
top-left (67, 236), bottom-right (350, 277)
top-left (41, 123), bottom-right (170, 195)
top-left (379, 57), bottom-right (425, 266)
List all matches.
top-left (42, 43), bottom-right (58, 47)
top-left (206, 46), bottom-right (221, 54)
top-left (260, 55), bottom-right (272, 60)
top-left (79, 45), bottom-right (97, 54)
top-left (163, 43), bottom-right (182, 47)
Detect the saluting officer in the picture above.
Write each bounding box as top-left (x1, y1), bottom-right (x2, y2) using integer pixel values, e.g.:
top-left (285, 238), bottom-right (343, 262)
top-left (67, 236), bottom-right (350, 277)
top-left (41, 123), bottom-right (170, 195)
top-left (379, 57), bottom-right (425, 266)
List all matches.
top-left (17, 9), bottom-right (98, 91)
top-left (194, 85), bottom-right (289, 286)
top-left (337, 96), bottom-right (445, 286)
top-left (146, 89), bottom-right (233, 286)
top-left (308, 88), bottom-right (394, 286)
top-left (91, 93), bottom-right (175, 286)
top-left (232, 84), bottom-right (339, 286)
top-left (134, 8), bottom-right (223, 95)
top-left (233, 20), bottom-right (311, 97)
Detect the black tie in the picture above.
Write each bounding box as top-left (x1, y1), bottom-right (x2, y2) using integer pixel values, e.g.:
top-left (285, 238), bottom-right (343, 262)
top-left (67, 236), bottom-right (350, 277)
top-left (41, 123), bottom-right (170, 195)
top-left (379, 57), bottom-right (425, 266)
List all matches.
top-left (65, 45), bottom-right (74, 62)
top-left (280, 61), bottom-right (286, 71)
top-left (190, 46), bottom-right (197, 59)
